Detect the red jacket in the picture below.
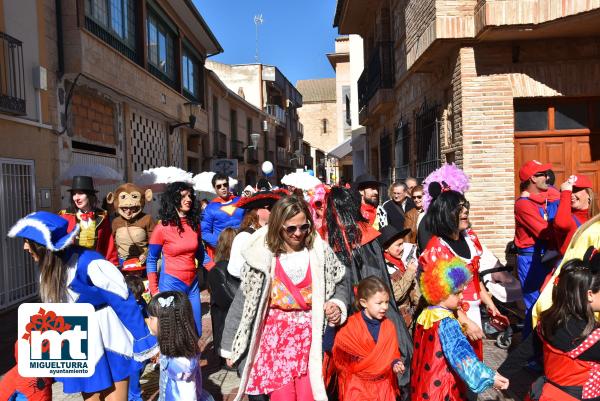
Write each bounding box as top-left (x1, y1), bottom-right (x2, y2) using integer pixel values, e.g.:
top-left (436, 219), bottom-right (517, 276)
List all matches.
top-left (553, 190), bottom-right (589, 255)
top-left (58, 209), bottom-right (119, 265)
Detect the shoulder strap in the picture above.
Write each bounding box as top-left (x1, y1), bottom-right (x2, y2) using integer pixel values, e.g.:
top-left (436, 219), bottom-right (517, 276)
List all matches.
top-left (567, 328), bottom-right (600, 358)
top-left (572, 215), bottom-right (582, 228)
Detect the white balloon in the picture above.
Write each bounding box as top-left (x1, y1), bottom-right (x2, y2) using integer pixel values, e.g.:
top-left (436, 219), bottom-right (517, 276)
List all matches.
top-left (262, 161), bottom-right (274, 175)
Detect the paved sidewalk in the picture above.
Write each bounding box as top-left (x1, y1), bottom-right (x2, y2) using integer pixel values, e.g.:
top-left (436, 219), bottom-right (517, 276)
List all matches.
top-left (46, 291), bottom-right (536, 400)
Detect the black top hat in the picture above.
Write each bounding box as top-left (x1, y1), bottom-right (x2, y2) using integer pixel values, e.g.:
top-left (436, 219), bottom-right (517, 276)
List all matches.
top-left (354, 173), bottom-right (386, 190)
top-left (69, 176), bottom-right (97, 193)
top-left (378, 224), bottom-right (411, 249)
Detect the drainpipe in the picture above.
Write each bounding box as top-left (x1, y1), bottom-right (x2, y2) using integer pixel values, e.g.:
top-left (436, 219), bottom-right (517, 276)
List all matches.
top-left (55, 0), bottom-right (64, 77)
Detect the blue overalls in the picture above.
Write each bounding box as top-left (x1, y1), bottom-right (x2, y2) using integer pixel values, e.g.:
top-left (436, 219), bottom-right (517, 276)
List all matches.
top-left (516, 198), bottom-right (558, 337)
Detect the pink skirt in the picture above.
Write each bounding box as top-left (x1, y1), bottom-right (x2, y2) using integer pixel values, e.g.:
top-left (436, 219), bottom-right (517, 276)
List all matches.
top-left (246, 308), bottom-right (312, 395)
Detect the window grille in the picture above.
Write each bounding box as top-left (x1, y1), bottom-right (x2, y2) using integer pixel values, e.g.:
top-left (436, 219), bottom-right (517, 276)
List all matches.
top-left (394, 121), bottom-right (410, 180)
top-left (415, 104), bottom-right (440, 180)
top-left (85, 0), bottom-right (136, 62)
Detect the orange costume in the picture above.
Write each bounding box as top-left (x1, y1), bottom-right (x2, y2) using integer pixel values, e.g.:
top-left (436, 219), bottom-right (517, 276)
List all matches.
top-left (331, 312), bottom-right (401, 401)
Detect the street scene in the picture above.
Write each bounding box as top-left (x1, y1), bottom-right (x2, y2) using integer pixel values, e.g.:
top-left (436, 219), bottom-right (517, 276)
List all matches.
top-left (0, 1), bottom-right (599, 401)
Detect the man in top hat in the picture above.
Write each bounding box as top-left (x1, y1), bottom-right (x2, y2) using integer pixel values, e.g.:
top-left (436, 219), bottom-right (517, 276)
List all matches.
top-left (514, 160), bottom-right (556, 334)
top-left (58, 176), bottom-right (118, 265)
top-left (354, 173), bottom-right (386, 229)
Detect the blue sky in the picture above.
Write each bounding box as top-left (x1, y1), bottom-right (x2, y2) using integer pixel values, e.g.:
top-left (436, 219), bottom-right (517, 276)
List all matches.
top-left (193, 0), bottom-right (339, 85)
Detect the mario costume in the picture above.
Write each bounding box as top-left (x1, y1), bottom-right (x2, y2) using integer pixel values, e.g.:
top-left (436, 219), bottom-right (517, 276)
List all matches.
top-left (412, 256), bottom-right (495, 401)
top-left (58, 176), bottom-right (118, 265)
top-left (514, 161), bottom-right (556, 331)
top-left (8, 211), bottom-right (158, 394)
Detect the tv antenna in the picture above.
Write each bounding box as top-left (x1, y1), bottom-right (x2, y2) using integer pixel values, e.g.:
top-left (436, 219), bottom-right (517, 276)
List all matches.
top-left (254, 14), bottom-right (263, 62)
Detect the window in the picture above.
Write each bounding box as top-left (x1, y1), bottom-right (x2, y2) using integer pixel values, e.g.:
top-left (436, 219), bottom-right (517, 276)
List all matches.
top-left (230, 110), bottom-right (238, 140)
top-left (85, 0), bottom-right (136, 58)
top-left (322, 119), bottom-right (328, 134)
top-left (147, 10), bottom-right (176, 85)
top-left (182, 50), bottom-right (201, 99)
top-left (514, 99), bottom-right (595, 133)
top-left (342, 85), bottom-right (351, 128)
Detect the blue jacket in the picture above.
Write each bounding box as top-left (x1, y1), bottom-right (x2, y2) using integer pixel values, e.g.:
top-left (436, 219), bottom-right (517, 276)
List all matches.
top-left (200, 196), bottom-right (245, 247)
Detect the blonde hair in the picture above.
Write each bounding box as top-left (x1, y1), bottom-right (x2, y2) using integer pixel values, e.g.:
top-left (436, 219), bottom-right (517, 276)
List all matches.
top-left (266, 195), bottom-right (315, 255)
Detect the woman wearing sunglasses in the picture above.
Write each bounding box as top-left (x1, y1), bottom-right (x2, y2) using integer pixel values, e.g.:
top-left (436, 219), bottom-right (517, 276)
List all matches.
top-left (220, 195), bottom-right (346, 401)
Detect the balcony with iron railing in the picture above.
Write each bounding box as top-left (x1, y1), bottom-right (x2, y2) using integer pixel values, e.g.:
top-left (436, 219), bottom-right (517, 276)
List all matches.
top-left (297, 121), bottom-right (304, 135)
top-left (214, 131), bottom-right (227, 157)
top-left (231, 139), bottom-right (244, 161)
top-left (0, 31), bottom-right (26, 116)
top-left (265, 104), bottom-right (287, 126)
top-left (276, 146), bottom-right (289, 166)
top-left (358, 41), bottom-right (395, 125)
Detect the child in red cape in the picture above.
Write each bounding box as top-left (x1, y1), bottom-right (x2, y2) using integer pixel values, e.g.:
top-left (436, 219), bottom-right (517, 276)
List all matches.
top-left (330, 276), bottom-right (405, 401)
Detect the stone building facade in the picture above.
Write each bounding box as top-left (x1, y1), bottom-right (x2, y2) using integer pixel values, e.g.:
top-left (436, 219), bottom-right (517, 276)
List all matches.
top-left (296, 78), bottom-right (337, 181)
top-left (335, 0), bottom-right (600, 259)
top-left (206, 60), bottom-right (304, 181)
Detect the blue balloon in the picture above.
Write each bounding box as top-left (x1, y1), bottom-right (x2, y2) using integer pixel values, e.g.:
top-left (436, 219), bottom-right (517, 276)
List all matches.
top-left (307, 169), bottom-right (314, 176)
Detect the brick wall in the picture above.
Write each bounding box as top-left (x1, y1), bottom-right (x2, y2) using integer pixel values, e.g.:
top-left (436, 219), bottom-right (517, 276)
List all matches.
top-left (459, 47), bottom-right (515, 261)
top-left (476, 0), bottom-right (600, 34)
top-left (70, 87), bottom-right (116, 145)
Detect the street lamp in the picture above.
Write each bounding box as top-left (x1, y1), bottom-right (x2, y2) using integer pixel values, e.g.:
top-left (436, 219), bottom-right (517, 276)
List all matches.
top-left (169, 101), bottom-right (199, 135)
top-left (243, 133), bottom-right (261, 150)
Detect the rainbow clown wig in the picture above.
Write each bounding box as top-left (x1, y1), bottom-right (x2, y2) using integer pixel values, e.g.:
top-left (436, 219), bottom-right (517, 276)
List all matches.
top-left (419, 255), bottom-right (472, 305)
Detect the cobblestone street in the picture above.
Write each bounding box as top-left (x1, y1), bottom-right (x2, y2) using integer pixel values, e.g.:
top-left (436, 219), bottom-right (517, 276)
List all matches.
top-left (48, 292), bottom-right (536, 401)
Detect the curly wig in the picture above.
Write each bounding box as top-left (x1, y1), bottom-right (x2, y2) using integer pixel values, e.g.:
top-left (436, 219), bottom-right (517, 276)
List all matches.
top-left (158, 181), bottom-right (200, 233)
top-left (419, 255), bottom-right (472, 305)
top-left (148, 291), bottom-right (200, 358)
top-left (324, 186), bottom-right (367, 267)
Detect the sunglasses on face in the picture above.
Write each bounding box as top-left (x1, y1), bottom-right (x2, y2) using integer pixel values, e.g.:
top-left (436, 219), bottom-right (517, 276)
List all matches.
top-left (412, 195), bottom-right (423, 199)
top-left (215, 183), bottom-right (229, 190)
top-left (533, 172), bottom-right (547, 178)
top-left (282, 223), bottom-right (311, 235)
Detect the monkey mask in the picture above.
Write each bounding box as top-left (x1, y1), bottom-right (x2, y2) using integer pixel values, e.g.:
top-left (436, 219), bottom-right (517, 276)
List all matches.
top-left (107, 183), bottom-right (152, 221)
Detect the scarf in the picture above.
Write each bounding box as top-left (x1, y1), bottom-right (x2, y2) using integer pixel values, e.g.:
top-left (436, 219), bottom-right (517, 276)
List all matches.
top-left (361, 203), bottom-right (378, 227)
top-left (331, 312), bottom-right (400, 399)
top-left (384, 253), bottom-right (406, 273)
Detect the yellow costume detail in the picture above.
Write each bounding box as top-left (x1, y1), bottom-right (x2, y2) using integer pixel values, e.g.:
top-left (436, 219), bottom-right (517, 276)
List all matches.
top-left (416, 307), bottom-right (456, 330)
top-left (532, 216), bottom-right (600, 327)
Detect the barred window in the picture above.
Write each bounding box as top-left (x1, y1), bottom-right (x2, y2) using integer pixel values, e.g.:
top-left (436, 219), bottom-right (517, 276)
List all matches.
top-left (85, 0), bottom-right (135, 49)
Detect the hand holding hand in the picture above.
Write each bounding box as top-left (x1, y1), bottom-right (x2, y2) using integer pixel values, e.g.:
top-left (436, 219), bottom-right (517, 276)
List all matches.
top-left (393, 360), bottom-right (405, 374)
top-left (493, 373), bottom-right (509, 390)
top-left (324, 301), bottom-right (342, 326)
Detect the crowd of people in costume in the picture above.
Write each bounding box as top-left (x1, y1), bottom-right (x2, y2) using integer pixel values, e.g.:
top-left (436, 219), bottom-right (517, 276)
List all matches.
top-left (1, 159), bottom-right (599, 401)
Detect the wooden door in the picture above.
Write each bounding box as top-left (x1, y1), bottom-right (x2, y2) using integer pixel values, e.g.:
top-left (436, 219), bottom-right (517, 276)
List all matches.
top-left (515, 133), bottom-right (600, 195)
top-left (514, 98), bottom-right (600, 196)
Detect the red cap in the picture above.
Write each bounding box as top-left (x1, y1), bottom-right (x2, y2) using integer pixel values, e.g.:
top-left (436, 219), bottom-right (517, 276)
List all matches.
top-left (519, 160), bottom-right (552, 182)
top-left (570, 174), bottom-right (593, 189)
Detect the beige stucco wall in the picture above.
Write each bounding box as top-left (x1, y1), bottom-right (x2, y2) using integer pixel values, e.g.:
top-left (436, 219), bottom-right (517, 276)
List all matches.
top-left (298, 101), bottom-right (338, 154)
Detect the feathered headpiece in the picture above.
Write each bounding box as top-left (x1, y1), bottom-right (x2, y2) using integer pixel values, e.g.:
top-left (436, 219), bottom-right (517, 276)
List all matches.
top-left (419, 255), bottom-right (472, 305)
top-left (422, 163), bottom-right (470, 211)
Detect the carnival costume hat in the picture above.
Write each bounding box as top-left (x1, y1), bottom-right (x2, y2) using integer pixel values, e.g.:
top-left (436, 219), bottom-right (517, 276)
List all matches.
top-left (419, 254), bottom-right (472, 305)
top-left (378, 224), bottom-right (411, 249)
top-left (354, 173), bottom-right (386, 190)
top-left (8, 211), bottom-right (80, 251)
top-left (236, 190), bottom-right (286, 210)
top-left (422, 163), bottom-right (470, 211)
top-left (571, 174), bottom-right (593, 190)
top-left (519, 160), bottom-right (552, 182)
top-left (69, 175), bottom-right (98, 193)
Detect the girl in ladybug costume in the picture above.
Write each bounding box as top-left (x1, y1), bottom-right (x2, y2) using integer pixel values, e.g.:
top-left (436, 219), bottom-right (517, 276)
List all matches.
top-left (499, 249), bottom-right (600, 401)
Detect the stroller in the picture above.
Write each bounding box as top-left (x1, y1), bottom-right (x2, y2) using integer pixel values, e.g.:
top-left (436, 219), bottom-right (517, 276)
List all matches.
top-left (478, 244), bottom-right (525, 349)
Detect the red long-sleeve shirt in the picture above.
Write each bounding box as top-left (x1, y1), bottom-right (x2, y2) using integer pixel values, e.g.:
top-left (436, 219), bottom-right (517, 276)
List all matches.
top-left (514, 196), bottom-right (551, 249)
top-left (553, 190), bottom-right (589, 255)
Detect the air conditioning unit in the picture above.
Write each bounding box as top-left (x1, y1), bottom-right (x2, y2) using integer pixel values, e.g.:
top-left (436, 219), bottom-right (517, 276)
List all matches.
top-left (262, 120), bottom-right (268, 131)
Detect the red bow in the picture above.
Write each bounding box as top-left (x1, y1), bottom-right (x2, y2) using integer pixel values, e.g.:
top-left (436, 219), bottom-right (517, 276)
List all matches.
top-left (79, 211), bottom-right (95, 221)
